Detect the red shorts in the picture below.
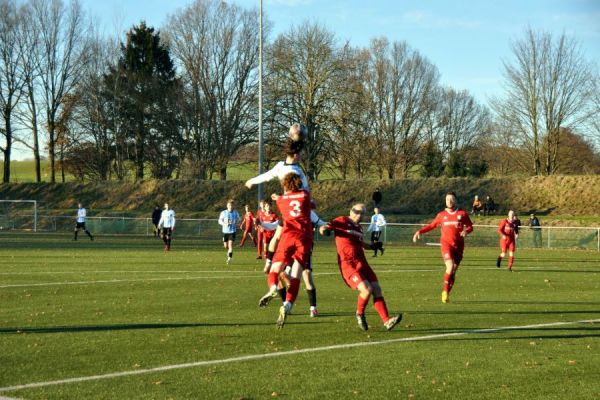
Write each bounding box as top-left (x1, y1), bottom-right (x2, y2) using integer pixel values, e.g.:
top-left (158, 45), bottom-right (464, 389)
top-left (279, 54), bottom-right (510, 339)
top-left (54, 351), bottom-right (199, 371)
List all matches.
top-left (500, 237), bottom-right (515, 253)
top-left (263, 230), bottom-right (275, 242)
top-left (272, 232), bottom-right (313, 268)
top-left (339, 258), bottom-right (378, 290)
top-left (440, 243), bottom-right (464, 264)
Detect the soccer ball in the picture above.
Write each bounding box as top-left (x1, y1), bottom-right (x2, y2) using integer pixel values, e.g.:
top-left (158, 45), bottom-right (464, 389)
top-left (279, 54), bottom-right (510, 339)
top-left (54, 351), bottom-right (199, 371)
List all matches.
top-left (289, 124), bottom-right (307, 142)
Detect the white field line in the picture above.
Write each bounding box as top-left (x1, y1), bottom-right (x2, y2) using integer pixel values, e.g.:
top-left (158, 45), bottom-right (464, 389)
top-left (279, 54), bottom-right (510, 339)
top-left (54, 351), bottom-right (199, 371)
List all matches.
top-left (0, 318), bottom-right (598, 393)
top-left (1, 266), bottom-right (599, 289)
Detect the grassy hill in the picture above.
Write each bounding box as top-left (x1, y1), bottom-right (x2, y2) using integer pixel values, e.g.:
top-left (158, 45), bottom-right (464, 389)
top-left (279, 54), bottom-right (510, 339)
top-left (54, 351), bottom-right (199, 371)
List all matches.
top-left (1, 175), bottom-right (599, 225)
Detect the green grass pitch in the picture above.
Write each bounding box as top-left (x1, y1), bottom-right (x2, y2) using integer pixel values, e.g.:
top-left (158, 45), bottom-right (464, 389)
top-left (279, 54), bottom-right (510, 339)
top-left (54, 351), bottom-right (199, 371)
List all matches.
top-left (1, 233), bottom-right (599, 399)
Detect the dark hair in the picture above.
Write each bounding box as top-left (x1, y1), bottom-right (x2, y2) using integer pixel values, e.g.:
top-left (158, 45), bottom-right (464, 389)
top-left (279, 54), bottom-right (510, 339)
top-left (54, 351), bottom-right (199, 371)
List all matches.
top-left (446, 191), bottom-right (457, 198)
top-left (282, 172), bottom-right (303, 192)
top-left (284, 138), bottom-right (304, 157)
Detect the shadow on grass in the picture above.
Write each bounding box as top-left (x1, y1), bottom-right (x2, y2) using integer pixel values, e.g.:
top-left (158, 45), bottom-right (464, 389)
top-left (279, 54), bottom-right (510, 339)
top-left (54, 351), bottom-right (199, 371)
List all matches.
top-left (0, 320), bottom-right (327, 335)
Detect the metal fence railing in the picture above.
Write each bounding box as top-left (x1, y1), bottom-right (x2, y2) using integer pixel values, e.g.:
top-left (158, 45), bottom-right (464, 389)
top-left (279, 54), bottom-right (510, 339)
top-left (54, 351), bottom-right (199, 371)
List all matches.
top-left (1, 214), bottom-right (599, 251)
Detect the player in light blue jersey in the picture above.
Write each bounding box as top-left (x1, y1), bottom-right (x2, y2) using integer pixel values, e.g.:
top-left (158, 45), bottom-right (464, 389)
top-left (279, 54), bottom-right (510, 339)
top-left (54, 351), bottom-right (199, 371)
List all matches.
top-left (367, 207), bottom-right (386, 257)
top-left (218, 199), bottom-right (241, 264)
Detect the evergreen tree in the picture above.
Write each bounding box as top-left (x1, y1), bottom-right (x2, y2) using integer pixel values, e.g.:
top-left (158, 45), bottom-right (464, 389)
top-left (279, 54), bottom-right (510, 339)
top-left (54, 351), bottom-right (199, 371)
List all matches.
top-left (104, 22), bottom-right (181, 180)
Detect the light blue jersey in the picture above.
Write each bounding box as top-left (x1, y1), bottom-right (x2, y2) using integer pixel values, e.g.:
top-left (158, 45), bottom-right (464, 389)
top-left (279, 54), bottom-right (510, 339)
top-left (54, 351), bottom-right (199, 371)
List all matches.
top-left (219, 209), bottom-right (240, 234)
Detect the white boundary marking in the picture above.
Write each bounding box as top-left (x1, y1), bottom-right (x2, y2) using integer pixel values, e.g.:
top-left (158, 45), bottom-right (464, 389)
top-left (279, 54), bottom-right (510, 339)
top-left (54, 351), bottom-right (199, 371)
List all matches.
top-left (0, 318), bottom-right (598, 393)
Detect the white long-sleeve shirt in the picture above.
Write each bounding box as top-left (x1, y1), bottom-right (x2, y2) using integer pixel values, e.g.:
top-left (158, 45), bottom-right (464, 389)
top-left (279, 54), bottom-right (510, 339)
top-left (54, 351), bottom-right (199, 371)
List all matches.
top-left (76, 208), bottom-right (87, 223)
top-left (219, 209), bottom-right (241, 234)
top-left (367, 213), bottom-right (386, 232)
top-left (158, 209), bottom-right (176, 229)
top-left (246, 161), bottom-right (309, 191)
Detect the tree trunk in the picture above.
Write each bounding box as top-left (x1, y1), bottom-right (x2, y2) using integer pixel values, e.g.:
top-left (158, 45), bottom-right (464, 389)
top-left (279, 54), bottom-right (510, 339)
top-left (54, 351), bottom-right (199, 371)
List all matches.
top-left (3, 115), bottom-right (11, 183)
top-left (48, 126), bottom-right (56, 183)
top-left (219, 166), bottom-right (227, 180)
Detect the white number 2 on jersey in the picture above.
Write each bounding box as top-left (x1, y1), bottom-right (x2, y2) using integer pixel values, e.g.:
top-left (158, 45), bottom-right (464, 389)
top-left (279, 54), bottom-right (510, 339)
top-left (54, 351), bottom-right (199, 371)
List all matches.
top-left (289, 200), bottom-right (301, 217)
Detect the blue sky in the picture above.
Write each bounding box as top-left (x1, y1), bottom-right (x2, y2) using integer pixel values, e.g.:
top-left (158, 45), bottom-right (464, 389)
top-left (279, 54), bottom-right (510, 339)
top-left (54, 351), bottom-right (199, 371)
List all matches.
top-left (84, 0), bottom-right (600, 104)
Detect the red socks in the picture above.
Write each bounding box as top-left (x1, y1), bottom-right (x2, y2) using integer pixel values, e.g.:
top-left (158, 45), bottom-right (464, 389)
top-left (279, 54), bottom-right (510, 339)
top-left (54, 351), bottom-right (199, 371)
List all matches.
top-left (508, 256), bottom-right (514, 269)
top-left (267, 271), bottom-right (278, 288)
top-left (285, 278), bottom-right (301, 303)
top-left (373, 297), bottom-right (390, 322)
top-left (357, 295), bottom-right (369, 315)
top-left (443, 272), bottom-right (451, 292)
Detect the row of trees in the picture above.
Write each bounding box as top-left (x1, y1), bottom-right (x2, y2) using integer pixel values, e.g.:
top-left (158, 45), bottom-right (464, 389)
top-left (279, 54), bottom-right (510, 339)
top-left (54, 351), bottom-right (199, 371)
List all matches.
top-left (1, 0), bottom-right (599, 183)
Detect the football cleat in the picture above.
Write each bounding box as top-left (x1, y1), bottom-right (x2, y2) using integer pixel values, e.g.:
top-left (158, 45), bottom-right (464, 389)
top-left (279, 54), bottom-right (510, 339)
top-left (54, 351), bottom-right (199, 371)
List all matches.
top-left (226, 256), bottom-right (231, 264)
top-left (496, 257), bottom-right (501, 268)
top-left (277, 304), bottom-right (290, 328)
top-left (310, 308), bottom-right (318, 318)
top-left (384, 314), bottom-right (403, 331)
top-left (441, 290), bottom-right (449, 303)
top-left (356, 313), bottom-right (369, 331)
top-left (256, 255), bottom-right (262, 260)
top-left (380, 246), bottom-right (385, 256)
top-left (258, 290), bottom-right (277, 307)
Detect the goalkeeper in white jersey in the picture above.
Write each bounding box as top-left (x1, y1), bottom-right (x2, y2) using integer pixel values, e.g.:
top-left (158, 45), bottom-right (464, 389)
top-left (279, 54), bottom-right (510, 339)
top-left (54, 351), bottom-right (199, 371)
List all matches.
top-left (73, 203), bottom-right (94, 241)
top-left (158, 203), bottom-right (176, 251)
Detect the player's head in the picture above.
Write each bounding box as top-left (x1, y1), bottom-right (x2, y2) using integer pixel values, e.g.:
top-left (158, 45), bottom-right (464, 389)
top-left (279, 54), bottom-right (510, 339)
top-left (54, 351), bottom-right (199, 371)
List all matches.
top-left (530, 213), bottom-right (535, 218)
top-left (226, 199), bottom-right (234, 211)
top-left (281, 172), bottom-right (303, 193)
top-left (374, 207), bottom-right (380, 214)
top-left (78, 202), bottom-right (82, 208)
top-left (474, 195), bottom-right (479, 200)
top-left (508, 210), bottom-right (516, 221)
top-left (445, 192), bottom-right (457, 209)
top-left (164, 203), bottom-right (169, 210)
top-left (244, 204), bottom-right (249, 211)
top-left (263, 200), bottom-right (271, 212)
top-left (284, 137), bottom-right (304, 159)
top-left (350, 203), bottom-right (366, 223)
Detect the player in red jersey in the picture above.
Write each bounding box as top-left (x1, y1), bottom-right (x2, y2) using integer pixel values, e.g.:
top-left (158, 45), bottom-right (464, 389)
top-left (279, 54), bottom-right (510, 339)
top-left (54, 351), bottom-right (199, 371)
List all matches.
top-left (239, 204), bottom-right (257, 247)
top-left (255, 200), bottom-right (266, 259)
top-left (412, 192), bottom-right (473, 303)
top-left (257, 200), bottom-right (279, 260)
top-left (497, 210), bottom-right (518, 271)
top-left (319, 203), bottom-right (402, 332)
top-left (258, 172), bottom-right (313, 328)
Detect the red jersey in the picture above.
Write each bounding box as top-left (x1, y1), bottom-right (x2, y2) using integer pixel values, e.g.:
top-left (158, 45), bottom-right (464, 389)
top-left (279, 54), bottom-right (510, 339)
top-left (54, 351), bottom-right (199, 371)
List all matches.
top-left (498, 219), bottom-right (517, 241)
top-left (260, 211), bottom-right (279, 229)
top-left (419, 208), bottom-right (473, 248)
top-left (255, 209), bottom-right (265, 231)
top-left (276, 190), bottom-right (312, 237)
top-left (241, 211), bottom-right (255, 230)
top-left (328, 216), bottom-right (367, 264)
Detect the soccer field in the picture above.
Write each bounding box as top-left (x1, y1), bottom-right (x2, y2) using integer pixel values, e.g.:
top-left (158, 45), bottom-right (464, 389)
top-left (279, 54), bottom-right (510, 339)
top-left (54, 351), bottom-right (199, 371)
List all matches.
top-left (1, 234), bottom-right (599, 400)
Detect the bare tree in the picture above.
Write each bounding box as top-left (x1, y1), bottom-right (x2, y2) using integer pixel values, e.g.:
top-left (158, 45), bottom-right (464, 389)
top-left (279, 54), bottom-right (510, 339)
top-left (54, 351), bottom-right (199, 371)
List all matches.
top-left (265, 22), bottom-right (350, 180)
top-left (365, 38), bottom-right (440, 178)
top-left (433, 87), bottom-right (491, 158)
top-left (14, 1), bottom-right (43, 181)
top-left (0, 0), bottom-right (25, 182)
top-left (165, 0), bottom-right (259, 180)
top-left (493, 28), bottom-right (594, 175)
top-left (30, 0), bottom-right (90, 182)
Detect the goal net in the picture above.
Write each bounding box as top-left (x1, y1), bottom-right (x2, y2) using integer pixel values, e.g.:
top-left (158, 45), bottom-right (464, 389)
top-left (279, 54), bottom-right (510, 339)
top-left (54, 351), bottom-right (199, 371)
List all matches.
top-left (0, 200), bottom-right (38, 231)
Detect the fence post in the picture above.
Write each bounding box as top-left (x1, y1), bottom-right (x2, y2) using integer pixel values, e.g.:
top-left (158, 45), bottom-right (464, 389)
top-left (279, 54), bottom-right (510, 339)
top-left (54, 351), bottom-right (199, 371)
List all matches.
top-left (547, 228), bottom-right (551, 249)
top-left (597, 228), bottom-right (599, 252)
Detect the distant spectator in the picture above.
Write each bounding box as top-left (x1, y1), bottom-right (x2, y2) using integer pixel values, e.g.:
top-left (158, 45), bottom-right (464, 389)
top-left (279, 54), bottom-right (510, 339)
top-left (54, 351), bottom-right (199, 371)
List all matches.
top-left (372, 188), bottom-right (382, 207)
top-left (483, 196), bottom-right (496, 215)
top-left (471, 195), bottom-right (483, 215)
top-left (529, 213), bottom-right (542, 247)
top-left (151, 205), bottom-right (162, 237)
